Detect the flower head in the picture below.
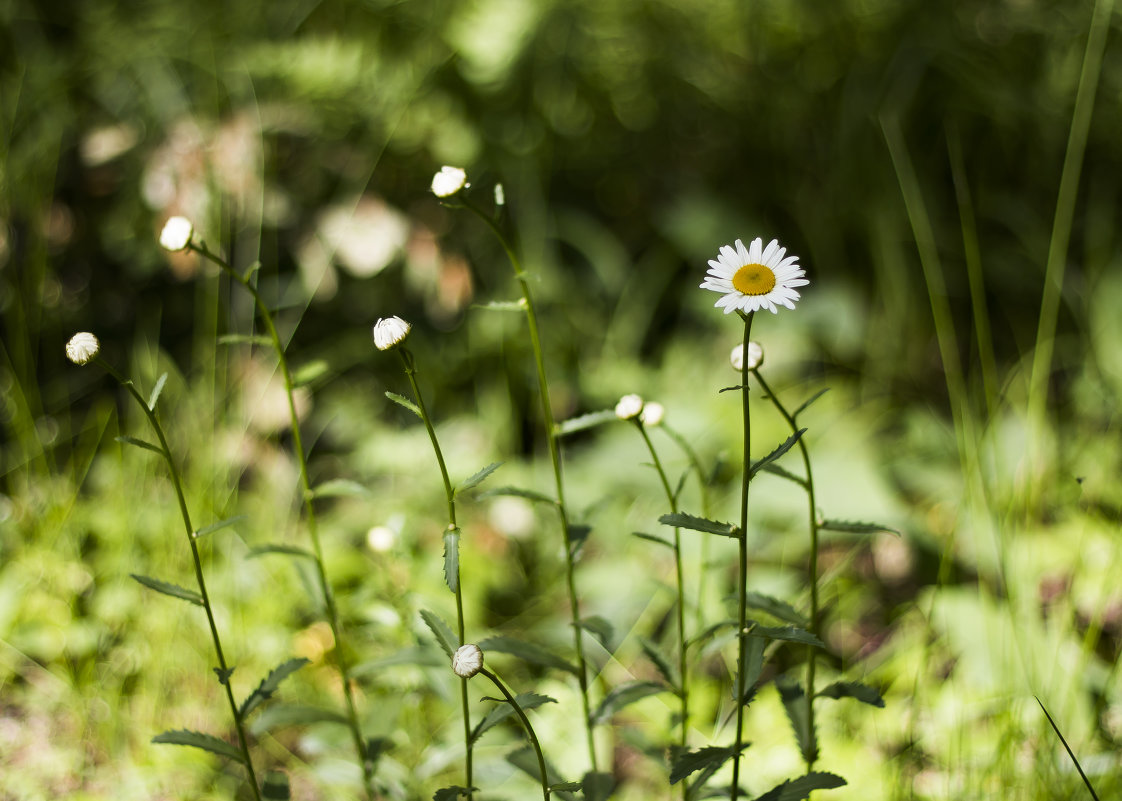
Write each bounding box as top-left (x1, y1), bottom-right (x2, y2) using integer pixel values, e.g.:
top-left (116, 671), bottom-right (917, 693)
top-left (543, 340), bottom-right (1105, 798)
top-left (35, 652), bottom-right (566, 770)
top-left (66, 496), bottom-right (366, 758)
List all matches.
top-left (159, 216), bottom-right (194, 252)
top-left (452, 644), bottom-right (484, 678)
top-left (494, 183), bottom-right (505, 206)
top-left (701, 238), bottom-right (807, 314)
top-left (65, 332), bottom-right (100, 365)
top-left (372, 316), bottom-right (412, 351)
top-left (615, 393), bottom-right (644, 421)
top-left (431, 166), bottom-right (469, 198)
top-left (640, 401), bottom-right (664, 427)
top-left (730, 341), bottom-right (764, 371)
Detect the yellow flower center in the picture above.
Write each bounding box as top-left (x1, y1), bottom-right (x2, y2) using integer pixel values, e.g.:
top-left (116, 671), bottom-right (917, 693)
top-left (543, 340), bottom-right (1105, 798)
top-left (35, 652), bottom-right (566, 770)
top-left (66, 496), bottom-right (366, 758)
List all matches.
top-left (732, 263), bottom-right (776, 296)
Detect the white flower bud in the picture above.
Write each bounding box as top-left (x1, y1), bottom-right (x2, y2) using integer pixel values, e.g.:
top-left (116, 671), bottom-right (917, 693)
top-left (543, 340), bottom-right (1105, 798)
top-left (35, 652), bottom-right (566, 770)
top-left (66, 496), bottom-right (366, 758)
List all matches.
top-left (159, 216), bottom-right (194, 252)
top-left (730, 341), bottom-right (763, 371)
top-left (640, 401), bottom-right (664, 427)
top-left (494, 183), bottom-right (505, 206)
top-left (614, 393), bottom-right (644, 421)
top-left (65, 332), bottom-right (100, 365)
top-left (431, 166), bottom-right (469, 198)
top-left (373, 316), bottom-right (412, 351)
top-left (452, 644), bottom-right (484, 678)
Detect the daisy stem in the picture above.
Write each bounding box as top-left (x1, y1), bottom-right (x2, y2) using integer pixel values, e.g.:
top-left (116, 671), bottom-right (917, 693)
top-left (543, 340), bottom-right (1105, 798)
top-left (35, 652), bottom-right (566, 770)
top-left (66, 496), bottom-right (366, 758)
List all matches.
top-left (479, 668), bottom-right (551, 801)
top-left (730, 310), bottom-right (755, 801)
top-left (190, 242), bottom-right (375, 801)
top-left (459, 196), bottom-right (598, 772)
top-left (98, 358), bottom-right (262, 801)
top-left (634, 421), bottom-right (689, 796)
top-left (396, 347), bottom-right (474, 797)
top-left (750, 367), bottom-right (820, 769)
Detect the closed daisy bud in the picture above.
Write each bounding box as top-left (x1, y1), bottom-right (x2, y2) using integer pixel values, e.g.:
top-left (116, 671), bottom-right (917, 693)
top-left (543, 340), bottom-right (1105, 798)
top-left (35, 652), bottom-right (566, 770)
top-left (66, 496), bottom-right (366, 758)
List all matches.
top-left (640, 401), bottom-right (664, 427)
top-left (65, 332), bottom-right (100, 365)
top-left (452, 644), bottom-right (484, 678)
top-left (159, 216), bottom-right (194, 252)
top-left (431, 166), bottom-right (469, 198)
top-left (730, 341), bottom-right (764, 371)
top-left (614, 393), bottom-right (644, 421)
top-left (372, 316), bottom-right (412, 351)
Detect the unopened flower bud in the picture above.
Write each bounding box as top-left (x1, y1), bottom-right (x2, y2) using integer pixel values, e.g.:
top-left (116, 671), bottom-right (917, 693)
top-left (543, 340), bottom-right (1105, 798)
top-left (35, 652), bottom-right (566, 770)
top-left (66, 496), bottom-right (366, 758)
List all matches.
top-left (452, 644), bottom-right (484, 678)
top-left (640, 401), bottom-right (664, 427)
top-left (730, 341), bottom-right (764, 371)
top-left (373, 316), bottom-right (412, 351)
top-left (65, 332), bottom-right (100, 365)
top-left (614, 393), bottom-right (644, 421)
top-left (159, 216), bottom-right (194, 252)
top-left (431, 166), bottom-right (469, 198)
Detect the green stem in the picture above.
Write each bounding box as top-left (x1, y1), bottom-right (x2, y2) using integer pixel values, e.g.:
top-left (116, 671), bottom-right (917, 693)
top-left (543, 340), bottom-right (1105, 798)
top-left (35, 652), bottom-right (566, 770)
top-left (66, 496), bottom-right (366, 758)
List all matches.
top-left (101, 359), bottom-right (262, 801)
top-left (191, 242), bottom-right (375, 800)
top-left (730, 311), bottom-right (754, 801)
top-left (750, 368), bottom-right (820, 768)
top-left (397, 347), bottom-right (473, 797)
top-left (459, 196), bottom-right (598, 772)
top-left (480, 668), bottom-right (551, 801)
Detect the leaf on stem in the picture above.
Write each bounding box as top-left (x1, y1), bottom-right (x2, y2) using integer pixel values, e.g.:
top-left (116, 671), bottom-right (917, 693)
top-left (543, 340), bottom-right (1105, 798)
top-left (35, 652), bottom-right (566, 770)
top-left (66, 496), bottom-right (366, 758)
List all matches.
top-left (736, 635), bottom-right (766, 704)
top-left (194, 515), bottom-right (246, 539)
top-left (455, 462), bottom-right (503, 496)
top-left (753, 772), bottom-right (846, 801)
top-left (590, 680), bottom-right (667, 725)
top-left (262, 770), bottom-right (291, 801)
top-left (818, 519), bottom-right (900, 536)
top-left (472, 299), bottom-right (527, 313)
top-left (632, 530), bottom-right (674, 549)
top-left (470, 692), bottom-right (556, 744)
top-left (476, 635), bottom-right (579, 675)
top-left (659, 512), bottom-right (739, 538)
top-left (129, 574), bottom-right (202, 606)
top-left (506, 747), bottom-right (576, 801)
top-left (443, 528), bottom-right (460, 594)
top-left (308, 479), bottom-right (369, 499)
top-left (792, 388), bottom-right (831, 420)
top-left (152, 729), bottom-right (246, 764)
top-left (218, 333), bottom-right (272, 347)
top-left (745, 592), bottom-right (807, 627)
top-left (816, 681), bottom-right (886, 708)
top-left (744, 621), bottom-right (824, 648)
top-left (115, 435), bottom-right (162, 455)
top-left (549, 781), bottom-right (584, 792)
top-left (249, 703), bottom-right (349, 735)
top-left (479, 486), bottom-right (557, 505)
top-left (433, 787), bottom-right (476, 801)
top-left (420, 610), bottom-right (457, 659)
top-left (555, 410), bottom-right (617, 437)
top-left (669, 744), bottom-right (746, 785)
top-left (292, 359), bottom-right (330, 387)
top-left (576, 615), bottom-right (614, 650)
top-left (759, 463), bottom-right (807, 487)
top-left (582, 772), bottom-right (615, 801)
top-left (778, 682), bottom-right (818, 764)
top-left (239, 658), bottom-right (311, 718)
top-left (640, 638), bottom-right (680, 691)
top-left (147, 372), bottom-right (168, 411)
top-left (567, 523), bottom-right (591, 559)
top-left (246, 543), bottom-right (316, 560)
top-left (749, 429), bottom-right (806, 479)
top-left (385, 391), bottom-right (422, 418)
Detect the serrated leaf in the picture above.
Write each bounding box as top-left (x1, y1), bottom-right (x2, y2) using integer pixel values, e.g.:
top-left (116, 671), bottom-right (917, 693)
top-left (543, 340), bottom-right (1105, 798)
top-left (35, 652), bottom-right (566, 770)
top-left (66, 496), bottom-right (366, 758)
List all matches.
top-left (744, 592), bottom-right (807, 627)
top-left (583, 772), bottom-right (614, 801)
top-left (152, 729), bottom-right (245, 764)
top-left (470, 692), bottom-right (556, 744)
top-left (555, 409), bottom-right (617, 437)
top-left (292, 359), bottom-right (330, 387)
top-left (472, 299), bottom-right (527, 312)
top-left (443, 528), bottom-right (460, 594)
top-left (640, 638), bottom-right (680, 691)
top-left (130, 574), bottom-right (202, 606)
top-left (819, 519), bottom-right (900, 536)
top-left (309, 479), bottom-right (369, 499)
top-left (477, 635), bottom-right (578, 675)
top-left (590, 680), bottom-right (667, 725)
top-left (479, 486), bottom-right (557, 505)
top-left (792, 388), bottom-right (831, 420)
top-left (246, 543), bottom-right (315, 560)
top-left (116, 434), bottom-right (162, 455)
top-left (659, 512), bottom-right (739, 538)
top-left (420, 609), bottom-right (458, 658)
top-left (262, 770), bottom-right (291, 801)
top-left (669, 745), bottom-right (745, 785)
top-left (194, 515), bottom-right (246, 539)
top-left (816, 681), bottom-right (885, 708)
top-left (147, 372), bottom-right (168, 411)
top-left (736, 635), bottom-right (766, 705)
top-left (239, 658), bottom-right (311, 718)
top-left (778, 683), bottom-right (817, 763)
top-left (577, 616), bottom-right (614, 650)
top-left (218, 333), bottom-right (272, 347)
top-left (690, 619), bottom-right (736, 649)
top-left (249, 703), bottom-right (349, 735)
top-left (632, 530), bottom-right (674, 549)
top-left (753, 772), bottom-right (846, 801)
top-left (744, 622), bottom-right (824, 648)
top-left (760, 462), bottom-right (807, 487)
top-left (455, 462), bottom-right (503, 496)
top-left (433, 786), bottom-right (475, 801)
top-left (385, 391), bottom-right (422, 418)
top-left (749, 429), bottom-right (806, 479)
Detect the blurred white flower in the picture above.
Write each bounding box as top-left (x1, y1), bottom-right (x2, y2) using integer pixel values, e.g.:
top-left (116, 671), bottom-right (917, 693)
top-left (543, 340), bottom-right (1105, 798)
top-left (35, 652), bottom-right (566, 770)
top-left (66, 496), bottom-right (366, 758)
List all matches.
top-left (65, 332), bottom-right (100, 365)
top-left (431, 166), bottom-right (469, 198)
top-left (494, 183), bottom-right (505, 206)
top-left (366, 525), bottom-right (396, 553)
top-left (452, 643), bottom-right (484, 678)
top-left (640, 401), bottom-right (664, 427)
top-left (159, 216), bottom-right (194, 252)
top-left (730, 341), bottom-right (764, 371)
top-left (373, 316), bottom-right (412, 351)
top-left (615, 394), bottom-right (644, 420)
top-left (701, 237), bottom-right (807, 314)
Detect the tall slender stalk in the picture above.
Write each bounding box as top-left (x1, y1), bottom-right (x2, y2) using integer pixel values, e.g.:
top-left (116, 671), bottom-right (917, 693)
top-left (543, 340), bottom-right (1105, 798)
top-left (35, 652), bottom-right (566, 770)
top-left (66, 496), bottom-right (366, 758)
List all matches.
top-left (190, 242), bottom-right (375, 800)
top-left (730, 310), bottom-right (754, 801)
top-left (479, 668), bottom-right (551, 801)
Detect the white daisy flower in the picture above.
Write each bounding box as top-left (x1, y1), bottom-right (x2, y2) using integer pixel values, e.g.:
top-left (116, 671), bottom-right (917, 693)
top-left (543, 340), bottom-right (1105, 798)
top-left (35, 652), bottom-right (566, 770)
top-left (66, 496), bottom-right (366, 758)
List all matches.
top-left (65, 332), bottom-right (100, 365)
top-left (615, 394), bottom-right (644, 421)
top-left (730, 341), bottom-right (764, 371)
top-left (701, 237), bottom-right (808, 314)
top-left (372, 316), bottom-right (412, 350)
top-left (640, 401), bottom-right (664, 427)
top-left (159, 216), bottom-right (194, 252)
top-left (431, 166), bottom-right (469, 198)
top-left (452, 643), bottom-right (484, 678)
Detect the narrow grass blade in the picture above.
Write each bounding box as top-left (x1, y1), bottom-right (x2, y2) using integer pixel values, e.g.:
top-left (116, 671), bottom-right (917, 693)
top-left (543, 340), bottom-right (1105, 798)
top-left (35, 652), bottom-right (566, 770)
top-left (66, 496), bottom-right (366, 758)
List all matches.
top-left (130, 574), bottom-right (202, 606)
top-left (147, 372), bottom-right (168, 411)
top-left (555, 410), bottom-right (617, 437)
top-left (1036, 696), bottom-right (1100, 801)
top-left (115, 435), bottom-right (162, 455)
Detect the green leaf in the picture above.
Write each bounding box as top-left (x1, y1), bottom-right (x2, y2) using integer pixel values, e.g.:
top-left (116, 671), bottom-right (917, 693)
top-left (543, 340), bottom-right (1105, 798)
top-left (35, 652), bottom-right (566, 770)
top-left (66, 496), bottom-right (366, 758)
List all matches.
top-left (385, 390), bottom-right (422, 418)
top-left (262, 770), bottom-right (291, 801)
top-left (549, 781), bottom-right (583, 792)
top-left (759, 462), bottom-right (807, 487)
top-left (433, 787), bottom-right (475, 801)
top-left (778, 683), bottom-right (817, 763)
top-left (792, 388), bottom-right (831, 420)
top-left (753, 772), bottom-right (846, 801)
top-left (246, 543), bottom-right (315, 560)
top-left (152, 729), bottom-right (245, 764)
top-left (129, 574), bottom-right (202, 606)
top-left (577, 616), bottom-right (614, 650)
top-left (292, 359), bottom-right (330, 387)
top-left (477, 635), bottom-right (578, 675)
top-left (669, 745), bottom-right (745, 785)
top-left (147, 372), bottom-right (169, 411)
top-left (479, 486), bottom-right (557, 505)
top-left (567, 524), bottom-right (591, 558)
top-left (744, 592), bottom-right (807, 627)
top-left (632, 530), bottom-right (674, 549)
top-left (115, 435), bottom-right (162, 455)
top-left (555, 409), bottom-right (617, 437)
top-left (816, 681), bottom-right (885, 708)
top-left (737, 635), bottom-right (766, 704)
top-left (420, 609), bottom-right (458, 658)
top-left (472, 299), bottom-right (526, 312)
top-left (352, 647), bottom-right (447, 676)
top-left (583, 772), bottom-right (615, 801)
top-left (194, 515), bottom-right (246, 539)
top-left (640, 638), bottom-right (680, 691)
top-left (507, 747), bottom-right (575, 801)
top-left (590, 680), bottom-right (667, 725)
top-left (443, 528), bottom-right (460, 594)
top-left (455, 462), bottom-right (503, 496)
top-left (239, 658), bottom-right (311, 718)
top-left (249, 703), bottom-right (349, 735)
top-left (470, 692), bottom-right (556, 744)
top-left (213, 667), bottom-right (235, 685)
top-left (659, 512), bottom-right (739, 538)
top-left (744, 622), bottom-right (824, 648)
top-left (819, 519), bottom-right (900, 536)
top-left (309, 479), bottom-right (369, 499)
top-left (749, 429), bottom-right (806, 479)
top-left (218, 333), bottom-right (272, 347)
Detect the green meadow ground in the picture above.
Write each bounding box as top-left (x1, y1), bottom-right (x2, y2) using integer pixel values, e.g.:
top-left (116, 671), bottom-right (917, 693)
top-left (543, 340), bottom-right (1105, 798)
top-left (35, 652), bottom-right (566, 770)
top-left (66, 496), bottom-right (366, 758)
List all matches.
top-left (3, 0), bottom-right (1122, 798)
